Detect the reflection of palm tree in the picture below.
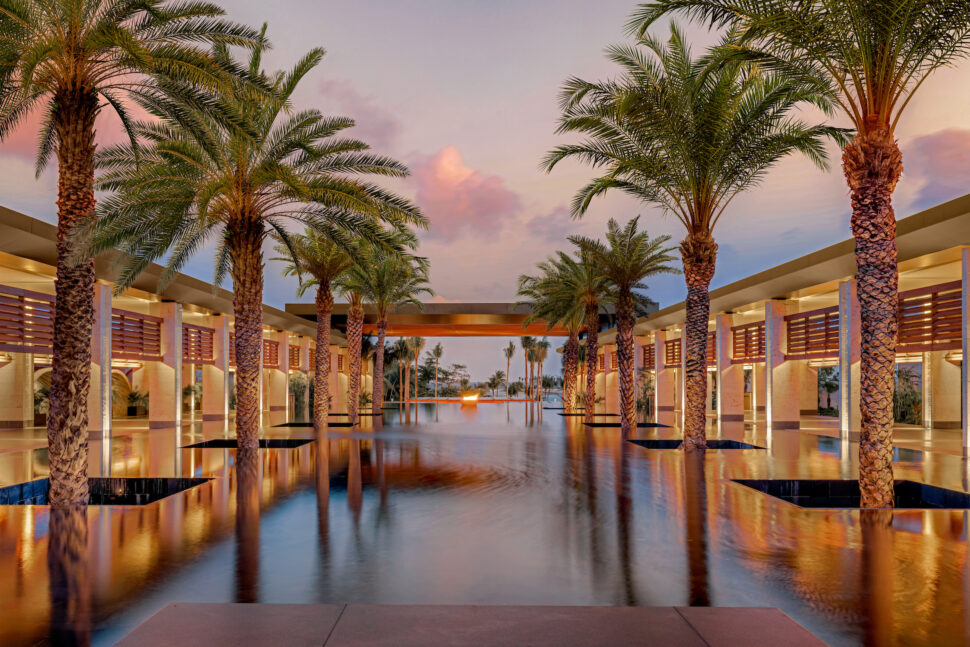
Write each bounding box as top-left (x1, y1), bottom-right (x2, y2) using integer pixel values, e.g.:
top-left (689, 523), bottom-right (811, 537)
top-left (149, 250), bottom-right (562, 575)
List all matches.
top-left (235, 447), bottom-right (261, 602)
top-left (521, 337), bottom-right (535, 399)
top-left (683, 450), bottom-right (709, 606)
top-left (535, 339), bottom-right (550, 401)
top-left (48, 507), bottom-right (91, 643)
top-left (860, 510), bottom-right (894, 645)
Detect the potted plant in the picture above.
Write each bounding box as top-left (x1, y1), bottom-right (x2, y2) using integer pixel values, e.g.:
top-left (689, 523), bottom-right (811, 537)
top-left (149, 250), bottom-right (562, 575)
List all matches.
top-left (127, 390), bottom-right (149, 417)
top-left (34, 385), bottom-right (50, 426)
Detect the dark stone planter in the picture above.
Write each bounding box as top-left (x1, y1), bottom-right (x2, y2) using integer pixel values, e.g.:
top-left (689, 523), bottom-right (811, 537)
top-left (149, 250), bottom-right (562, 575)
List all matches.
top-left (0, 477), bottom-right (211, 506)
top-left (183, 439), bottom-right (314, 449)
top-left (628, 439), bottom-right (764, 450)
top-left (732, 479), bottom-right (970, 509)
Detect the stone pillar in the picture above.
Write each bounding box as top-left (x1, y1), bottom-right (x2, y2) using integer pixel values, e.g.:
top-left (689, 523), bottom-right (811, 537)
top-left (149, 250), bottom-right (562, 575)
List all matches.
top-left (654, 330), bottom-right (675, 423)
top-left (182, 363), bottom-right (195, 414)
top-left (716, 314), bottom-right (744, 422)
top-left (605, 344), bottom-right (619, 414)
top-left (962, 248), bottom-right (970, 453)
top-left (839, 279), bottom-right (862, 435)
top-left (0, 352), bottom-right (34, 429)
top-left (202, 315), bottom-right (230, 421)
top-left (147, 301), bottom-right (182, 430)
top-left (924, 350), bottom-right (960, 429)
top-left (765, 300), bottom-right (800, 429)
top-left (330, 346), bottom-right (342, 413)
top-left (269, 331), bottom-right (289, 418)
top-left (88, 283), bottom-right (112, 442)
top-left (753, 364), bottom-right (766, 419)
top-left (800, 363), bottom-right (818, 416)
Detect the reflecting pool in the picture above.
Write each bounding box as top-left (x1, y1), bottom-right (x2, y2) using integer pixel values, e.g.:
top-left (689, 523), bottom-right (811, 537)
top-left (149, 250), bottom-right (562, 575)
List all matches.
top-left (0, 403), bottom-right (968, 646)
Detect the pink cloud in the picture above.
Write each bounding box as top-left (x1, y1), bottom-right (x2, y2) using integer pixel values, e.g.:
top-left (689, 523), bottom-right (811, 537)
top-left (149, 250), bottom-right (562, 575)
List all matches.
top-left (410, 146), bottom-right (521, 241)
top-left (524, 205), bottom-right (573, 242)
top-left (904, 129), bottom-right (970, 209)
top-left (319, 79), bottom-right (402, 151)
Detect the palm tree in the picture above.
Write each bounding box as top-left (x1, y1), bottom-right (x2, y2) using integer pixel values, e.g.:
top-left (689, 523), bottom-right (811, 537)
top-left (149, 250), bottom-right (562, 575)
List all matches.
top-left (392, 338), bottom-right (410, 402)
top-left (572, 218), bottom-right (679, 435)
top-left (0, 0), bottom-right (262, 506)
top-left (336, 285), bottom-right (366, 424)
top-left (545, 27), bottom-right (842, 447)
top-left (408, 337), bottom-right (426, 400)
top-left (430, 343), bottom-right (444, 399)
top-left (272, 230), bottom-right (352, 430)
top-left (337, 237), bottom-right (432, 414)
top-left (534, 339), bottom-right (550, 402)
top-left (520, 337), bottom-right (535, 398)
top-left (503, 341), bottom-right (516, 399)
top-left (629, 0), bottom-right (970, 508)
top-left (93, 41), bottom-right (424, 447)
top-left (486, 371), bottom-right (505, 397)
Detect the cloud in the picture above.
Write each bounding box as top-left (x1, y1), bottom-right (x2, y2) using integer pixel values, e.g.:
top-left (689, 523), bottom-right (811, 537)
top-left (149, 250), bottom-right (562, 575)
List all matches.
top-left (319, 79), bottom-right (402, 151)
top-left (410, 146), bottom-right (522, 241)
top-left (523, 205), bottom-right (574, 242)
top-left (904, 129), bottom-right (970, 210)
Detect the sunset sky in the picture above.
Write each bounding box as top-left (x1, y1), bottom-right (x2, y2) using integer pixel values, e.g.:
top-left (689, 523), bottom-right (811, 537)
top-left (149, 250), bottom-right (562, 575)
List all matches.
top-left (3, 0), bottom-right (970, 382)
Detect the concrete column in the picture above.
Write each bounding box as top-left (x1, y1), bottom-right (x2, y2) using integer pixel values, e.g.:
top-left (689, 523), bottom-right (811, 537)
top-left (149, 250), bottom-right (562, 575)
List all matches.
top-left (754, 364), bottom-right (766, 418)
top-left (330, 347), bottom-right (342, 413)
top-left (924, 350), bottom-right (960, 429)
top-left (716, 314), bottom-right (744, 422)
top-left (839, 279), bottom-right (862, 435)
top-left (605, 344), bottom-right (619, 414)
top-left (182, 363), bottom-right (195, 413)
top-left (202, 315), bottom-right (230, 420)
top-left (147, 301), bottom-right (182, 430)
top-left (962, 248), bottom-right (970, 453)
top-left (654, 330), bottom-right (675, 422)
top-left (800, 363), bottom-right (818, 415)
top-left (0, 352), bottom-right (34, 429)
top-left (88, 283), bottom-right (112, 443)
top-left (269, 331), bottom-right (289, 419)
top-left (705, 372), bottom-right (714, 412)
top-left (765, 300), bottom-right (800, 429)
top-left (300, 336), bottom-right (311, 421)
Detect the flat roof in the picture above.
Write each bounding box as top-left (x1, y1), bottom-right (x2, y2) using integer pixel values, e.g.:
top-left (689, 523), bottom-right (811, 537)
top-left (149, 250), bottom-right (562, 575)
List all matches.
top-left (0, 205), bottom-right (341, 344)
top-left (598, 192), bottom-right (970, 343)
top-left (285, 302), bottom-right (632, 337)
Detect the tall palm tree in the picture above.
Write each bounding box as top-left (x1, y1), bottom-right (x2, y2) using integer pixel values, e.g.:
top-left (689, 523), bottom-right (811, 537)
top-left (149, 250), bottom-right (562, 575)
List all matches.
top-left (430, 343), bottom-right (444, 399)
top-left (545, 26), bottom-right (842, 446)
top-left (0, 0), bottom-right (262, 506)
top-left (392, 338), bottom-right (410, 402)
top-left (572, 218), bottom-right (679, 435)
top-left (93, 41), bottom-right (424, 448)
top-left (336, 286), bottom-right (365, 424)
top-left (336, 237), bottom-right (432, 414)
top-left (503, 341), bottom-right (516, 399)
top-left (632, 0), bottom-right (970, 506)
top-left (272, 230), bottom-right (353, 431)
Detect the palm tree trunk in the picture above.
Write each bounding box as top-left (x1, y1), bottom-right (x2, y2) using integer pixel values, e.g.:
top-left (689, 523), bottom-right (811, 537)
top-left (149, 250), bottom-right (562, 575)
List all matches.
top-left (585, 302), bottom-right (598, 422)
top-left (506, 357), bottom-right (511, 399)
top-left (524, 354), bottom-right (529, 400)
top-left (47, 91), bottom-right (99, 507)
top-left (228, 218), bottom-right (265, 451)
top-left (346, 301), bottom-right (364, 425)
top-left (563, 331), bottom-right (579, 414)
top-left (48, 506), bottom-right (90, 643)
top-left (434, 359), bottom-right (439, 399)
top-left (617, 289), bottom-right (637, 436)
top-left (403, 363), bottom-right (410, 403)
top-left (314, 286), bottom-right (333, 432)
top-left (414, 354), bottom-right (419, 400)
top-left (844, 128), bottom-right (902, 509)
top-left (681, 233), bottom-right (716, 451)
top-left (373, 318), bottom-right (387, 415)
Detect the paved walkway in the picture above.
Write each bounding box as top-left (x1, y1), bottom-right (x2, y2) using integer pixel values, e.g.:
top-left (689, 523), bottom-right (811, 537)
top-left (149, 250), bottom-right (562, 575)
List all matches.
top-left (115, 603), bottom-right (826, 647)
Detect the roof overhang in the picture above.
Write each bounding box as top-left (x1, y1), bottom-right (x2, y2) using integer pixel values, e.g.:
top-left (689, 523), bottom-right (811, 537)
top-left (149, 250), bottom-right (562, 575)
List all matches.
top-left (0, 205), bottom-right (341, 345)
top-left (598, 192), bottom-right (970, 344)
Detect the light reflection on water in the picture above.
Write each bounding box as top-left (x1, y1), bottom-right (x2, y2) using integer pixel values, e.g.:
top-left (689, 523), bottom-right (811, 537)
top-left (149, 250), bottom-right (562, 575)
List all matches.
top-left (0, 402), bottom-right (967, 646)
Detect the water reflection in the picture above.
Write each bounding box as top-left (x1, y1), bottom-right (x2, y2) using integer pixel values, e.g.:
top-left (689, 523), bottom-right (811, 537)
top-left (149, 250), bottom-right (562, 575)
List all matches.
top-left (48, 506), bottom-right (90, 646)
top-left (0, 405), bottom-right (968, 646)
top-left (234, 447), bottom-right (260, 603)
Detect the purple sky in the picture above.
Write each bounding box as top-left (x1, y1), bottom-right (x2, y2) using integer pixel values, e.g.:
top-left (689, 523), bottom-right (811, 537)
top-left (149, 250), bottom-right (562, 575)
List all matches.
top-left (3, 1), bottom-right (970, 383)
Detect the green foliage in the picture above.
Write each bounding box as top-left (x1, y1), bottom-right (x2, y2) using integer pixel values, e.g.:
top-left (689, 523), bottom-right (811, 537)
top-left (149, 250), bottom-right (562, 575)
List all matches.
top-left (127, 389), bottom-right (149, 408)
top-left (817, 366), bottom-right (840, 413)
top-left (636, 369), bottom-right (655, 415)
top-left (290, 372), bottom-right (308, 418)
top-left (34, 385), bottom-right (50, 414)
top-left (894, 365), bottom-right (922, 425)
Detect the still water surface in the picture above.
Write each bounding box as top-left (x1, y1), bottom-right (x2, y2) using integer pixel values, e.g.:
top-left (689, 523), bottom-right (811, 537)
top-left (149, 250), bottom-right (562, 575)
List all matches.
top-left (1, 403), bottom-right (968, 646)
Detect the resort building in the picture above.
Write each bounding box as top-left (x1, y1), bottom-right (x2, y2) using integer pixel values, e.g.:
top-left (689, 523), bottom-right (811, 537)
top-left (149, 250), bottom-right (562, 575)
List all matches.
top-left (0, 205), bottom-right (368, 438)
top-left (593, 194), bottom-right (970, 451)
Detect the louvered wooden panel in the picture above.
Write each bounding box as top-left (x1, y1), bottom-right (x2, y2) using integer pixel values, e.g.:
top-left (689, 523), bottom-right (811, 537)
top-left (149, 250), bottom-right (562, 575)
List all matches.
top-left (263, 339), bottom-right (279, 368)
top-left (337, 354), bottom-right (345, 372)
top-left (897, 280), bottom-right (963, 353)
top-left (289, 344), bottom-right (301, 369)
top-left (309, 349), bottom-right (316, 372)
top-left (112, 309), bottom-right (162, 360)
top-left (731, 321), bottom-right (765, 363)
top-left (0, 285), bottom-right (55, 354)
top-left (229, 332), bottom-right (236, 367)
top-left (706, 331), bottom-right (716, 367)
top-left (785, 306), bottom-right (839, 360)
top-left (610, 353), bottom-right (618, 371)
top-left (642, 344), bottom-right (655, 368)
top-left (597, 354), bottom-right (605, 372)
top-left (664, 338), bottom-right (681, 367)
top-left (182, 323), bottom-right (215, 364)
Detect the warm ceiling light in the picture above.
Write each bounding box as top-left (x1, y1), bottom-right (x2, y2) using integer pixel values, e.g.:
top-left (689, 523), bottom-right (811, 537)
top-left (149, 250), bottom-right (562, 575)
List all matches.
top-left (111, 359), bottom-right (143, 369)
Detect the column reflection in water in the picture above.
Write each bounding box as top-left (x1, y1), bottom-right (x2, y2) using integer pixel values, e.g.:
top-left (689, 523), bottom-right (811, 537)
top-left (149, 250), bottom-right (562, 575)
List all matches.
top-left (615, 440), bottom-right (637, 605)
top-left (315, 436), bottom-right (332, 596)
top-left (234, 447), bottom-right (261, 603)
top-left (861, 510), bottom-right (894, 647)
top-left (683, 449), bottom-right (710, 606)
top-left (348, 439), bottom-right (363, 529)
top-left (48, 506), bottom-right (91, 646)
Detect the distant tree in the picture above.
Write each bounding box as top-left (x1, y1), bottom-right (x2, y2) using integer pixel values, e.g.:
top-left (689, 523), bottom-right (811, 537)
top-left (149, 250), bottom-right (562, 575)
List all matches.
top-left (818, 367), bottom-right (840, 414)
top-left (503, 341), bottom-right (516, 398)
top-left (429, 343), bottom-right (445, 399)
